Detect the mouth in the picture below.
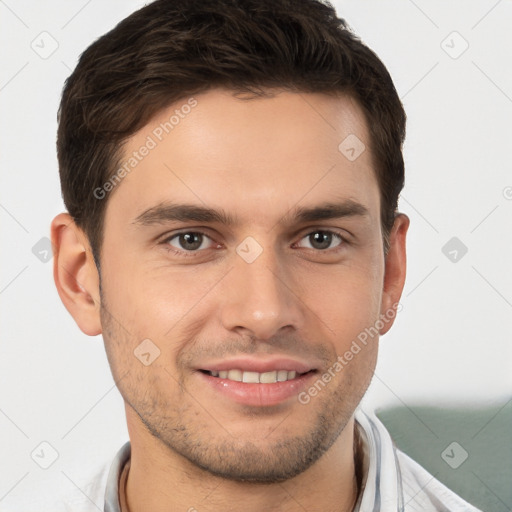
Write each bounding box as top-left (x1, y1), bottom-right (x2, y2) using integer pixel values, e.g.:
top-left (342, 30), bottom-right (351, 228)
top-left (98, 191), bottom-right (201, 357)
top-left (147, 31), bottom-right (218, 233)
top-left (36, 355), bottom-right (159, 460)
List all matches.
top-left (196, 359), bottom-right (318, 407)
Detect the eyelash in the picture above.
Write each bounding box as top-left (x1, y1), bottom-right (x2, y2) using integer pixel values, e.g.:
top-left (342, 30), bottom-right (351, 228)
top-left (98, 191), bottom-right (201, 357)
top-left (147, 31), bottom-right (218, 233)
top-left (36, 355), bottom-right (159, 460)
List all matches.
top-left (160, 229), bottom-right (348, 258)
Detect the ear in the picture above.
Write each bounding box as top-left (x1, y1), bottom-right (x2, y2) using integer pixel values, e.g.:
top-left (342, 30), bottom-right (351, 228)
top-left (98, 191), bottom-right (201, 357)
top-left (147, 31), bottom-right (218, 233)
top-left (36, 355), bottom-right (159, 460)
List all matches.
top-left (51, 212), bottom-right (102, 336)
top-left (379, 213), bottom-right (409, 335)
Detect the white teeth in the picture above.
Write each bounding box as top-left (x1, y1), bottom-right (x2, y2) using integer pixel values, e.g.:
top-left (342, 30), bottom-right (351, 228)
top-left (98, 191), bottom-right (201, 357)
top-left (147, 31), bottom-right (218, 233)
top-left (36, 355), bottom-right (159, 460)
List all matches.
top-left (227, 369), bottom-right (242, 381)
top-left (260, 371), bottom-right (277, 383)
top-left (242, 371), bottom-right (259, 383)
top-left (208, 369), bottom-right (301, 383)
top-left (277, 370), bottom-right (288, 382)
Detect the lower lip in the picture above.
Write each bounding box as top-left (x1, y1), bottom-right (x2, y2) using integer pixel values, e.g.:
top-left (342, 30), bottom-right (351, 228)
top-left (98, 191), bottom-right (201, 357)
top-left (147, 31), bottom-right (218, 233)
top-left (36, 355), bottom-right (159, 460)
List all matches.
top-left (198, 371), bottom-right (316, 407)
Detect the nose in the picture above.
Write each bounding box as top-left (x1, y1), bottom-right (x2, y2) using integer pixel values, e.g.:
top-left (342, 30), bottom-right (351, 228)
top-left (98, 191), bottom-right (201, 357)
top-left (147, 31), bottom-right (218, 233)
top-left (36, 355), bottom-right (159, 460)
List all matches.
top-left (219, 246), bottom-right (304, 340)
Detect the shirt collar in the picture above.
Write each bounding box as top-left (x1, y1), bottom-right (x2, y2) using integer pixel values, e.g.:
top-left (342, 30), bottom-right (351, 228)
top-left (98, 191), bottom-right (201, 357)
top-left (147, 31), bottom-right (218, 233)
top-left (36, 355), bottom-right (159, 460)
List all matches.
top-left (104, 441), bottom-right (130, 512)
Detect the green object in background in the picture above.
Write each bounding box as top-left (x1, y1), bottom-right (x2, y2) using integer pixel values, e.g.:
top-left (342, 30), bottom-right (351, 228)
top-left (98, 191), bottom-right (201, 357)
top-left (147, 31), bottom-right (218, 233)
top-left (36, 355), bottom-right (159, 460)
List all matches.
top-left (376, 400), bottom-right (512, 512)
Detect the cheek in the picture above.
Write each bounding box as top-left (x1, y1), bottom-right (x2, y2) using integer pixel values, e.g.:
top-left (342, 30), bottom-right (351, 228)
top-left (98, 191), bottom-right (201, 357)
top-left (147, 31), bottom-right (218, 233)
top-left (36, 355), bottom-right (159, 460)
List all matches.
top-left (100, 257), bottom-right (231, 370)
top-left (100, 246), bottom-right (207, 329)
top-left (135, 268), bottom-right (227, 333)
top-left (297, 260), bottom-right (383, 345)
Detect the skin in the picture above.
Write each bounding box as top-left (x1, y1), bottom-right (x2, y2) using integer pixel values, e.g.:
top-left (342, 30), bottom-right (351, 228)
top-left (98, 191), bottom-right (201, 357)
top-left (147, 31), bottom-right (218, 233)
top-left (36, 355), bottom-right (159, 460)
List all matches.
top-left (52, 88), bottom-right (409, 512)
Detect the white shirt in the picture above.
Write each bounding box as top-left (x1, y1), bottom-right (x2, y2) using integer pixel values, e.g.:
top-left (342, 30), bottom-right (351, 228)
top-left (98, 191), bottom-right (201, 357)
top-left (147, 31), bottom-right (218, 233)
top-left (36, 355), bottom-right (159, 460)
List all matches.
top-left (49, 408), bottom-right (482, 511)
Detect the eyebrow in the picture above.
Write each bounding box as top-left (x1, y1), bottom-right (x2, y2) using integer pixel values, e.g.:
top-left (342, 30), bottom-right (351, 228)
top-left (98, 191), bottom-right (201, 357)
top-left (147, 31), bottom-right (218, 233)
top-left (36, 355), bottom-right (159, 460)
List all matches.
top-left (132, 199), bottom-right (369, 228)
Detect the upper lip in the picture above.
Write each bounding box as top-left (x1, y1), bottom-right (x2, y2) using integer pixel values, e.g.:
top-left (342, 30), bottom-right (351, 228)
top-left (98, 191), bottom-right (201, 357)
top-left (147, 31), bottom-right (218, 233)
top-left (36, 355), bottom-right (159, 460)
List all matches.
top-left (197, 357), bottom-right (316, 374)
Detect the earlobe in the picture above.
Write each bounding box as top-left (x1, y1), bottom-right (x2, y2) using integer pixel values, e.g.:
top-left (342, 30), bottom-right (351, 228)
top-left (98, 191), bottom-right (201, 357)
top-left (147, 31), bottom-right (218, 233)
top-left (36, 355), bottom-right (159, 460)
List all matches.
top-left (51, 213), bottom-right (102, 336)
top-left (380, 213), bottom-right (409, 336)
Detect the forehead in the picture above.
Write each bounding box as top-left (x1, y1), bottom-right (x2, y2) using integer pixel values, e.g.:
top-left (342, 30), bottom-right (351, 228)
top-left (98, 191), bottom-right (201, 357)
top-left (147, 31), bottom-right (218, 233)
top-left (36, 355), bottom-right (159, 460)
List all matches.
top-left (105, 88), bottom-right (379, 228)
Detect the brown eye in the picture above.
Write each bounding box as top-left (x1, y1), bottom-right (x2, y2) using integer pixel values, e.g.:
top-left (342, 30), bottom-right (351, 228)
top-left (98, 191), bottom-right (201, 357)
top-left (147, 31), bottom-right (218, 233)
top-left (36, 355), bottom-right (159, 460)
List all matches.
top-left (167, 232), bottom-right (211, 251)
top-left (297, 230), bottom-right (344, 251)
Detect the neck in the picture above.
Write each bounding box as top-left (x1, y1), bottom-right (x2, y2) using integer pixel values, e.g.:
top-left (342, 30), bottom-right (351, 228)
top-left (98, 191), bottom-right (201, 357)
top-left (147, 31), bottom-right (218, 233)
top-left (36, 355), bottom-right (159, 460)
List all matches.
top-left (123, 410), bottom-right (360, 512)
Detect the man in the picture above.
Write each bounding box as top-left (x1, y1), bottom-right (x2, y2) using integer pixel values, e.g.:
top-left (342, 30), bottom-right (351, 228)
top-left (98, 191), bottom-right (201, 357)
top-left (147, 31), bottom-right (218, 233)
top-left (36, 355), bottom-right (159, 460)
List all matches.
top-left (50, 0), bottom-right (482, 510)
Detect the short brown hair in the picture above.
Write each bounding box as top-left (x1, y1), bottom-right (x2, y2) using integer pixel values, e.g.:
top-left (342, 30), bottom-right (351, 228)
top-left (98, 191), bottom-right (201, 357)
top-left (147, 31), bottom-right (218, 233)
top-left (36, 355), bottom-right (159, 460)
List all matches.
top-left (57, 0), bottom-right (406, 268)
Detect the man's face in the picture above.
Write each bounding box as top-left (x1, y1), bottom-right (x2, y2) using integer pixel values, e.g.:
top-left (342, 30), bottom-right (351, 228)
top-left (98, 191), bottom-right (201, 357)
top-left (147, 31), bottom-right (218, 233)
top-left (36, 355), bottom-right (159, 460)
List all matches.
top-left (98, 88), bottom-right (394, 482)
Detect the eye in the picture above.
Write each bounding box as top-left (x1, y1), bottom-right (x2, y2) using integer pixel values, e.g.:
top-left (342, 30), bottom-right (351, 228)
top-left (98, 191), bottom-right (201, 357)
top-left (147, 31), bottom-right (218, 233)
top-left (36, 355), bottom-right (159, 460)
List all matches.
top-left (165, 231), bottom-right (215, 252)
top-left (296, 230), bottom-right (345, 251)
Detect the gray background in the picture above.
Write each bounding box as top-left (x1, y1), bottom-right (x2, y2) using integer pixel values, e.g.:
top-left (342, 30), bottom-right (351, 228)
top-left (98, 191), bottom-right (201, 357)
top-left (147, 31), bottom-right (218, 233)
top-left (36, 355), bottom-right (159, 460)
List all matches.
top-left (1, 0), bottom-right (511, 510)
